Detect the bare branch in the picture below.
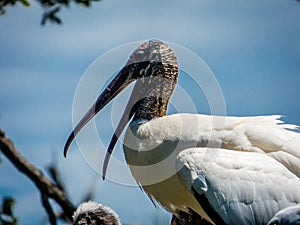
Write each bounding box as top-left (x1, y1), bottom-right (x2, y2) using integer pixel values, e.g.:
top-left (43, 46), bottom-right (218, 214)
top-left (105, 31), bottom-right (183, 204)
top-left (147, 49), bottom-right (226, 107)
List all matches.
top-left (41, 192), bottom-right (57, 225)
top-left (47, 163), bottom-right (65, 192)
top-left (0, 129), bottom-right (75, 224)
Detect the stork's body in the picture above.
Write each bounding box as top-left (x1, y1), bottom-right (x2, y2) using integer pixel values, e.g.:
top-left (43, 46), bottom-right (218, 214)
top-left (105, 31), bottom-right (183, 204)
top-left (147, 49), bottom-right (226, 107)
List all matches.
top-left (64, 40), bottom-right (300, 225)
top-left (124, 113), bottom-right (300, 224)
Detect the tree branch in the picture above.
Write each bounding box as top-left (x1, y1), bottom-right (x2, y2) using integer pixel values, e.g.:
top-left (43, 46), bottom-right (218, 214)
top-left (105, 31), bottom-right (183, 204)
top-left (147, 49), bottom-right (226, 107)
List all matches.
top-left (0, 129), bottom-right (75, 224)
top-left (0, 0), bottom-right (102, 25)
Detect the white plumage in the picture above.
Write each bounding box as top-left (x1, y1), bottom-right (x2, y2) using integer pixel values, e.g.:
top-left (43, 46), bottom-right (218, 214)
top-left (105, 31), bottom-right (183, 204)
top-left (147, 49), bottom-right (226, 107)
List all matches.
top-left (124, 113), bottom-right (300, 224)
top-left (73, 201), bottom-right (121, 225)
top-left (177, 148), bottom-right (300, 225)
top-left (125, 114), bottom-right (300, 176)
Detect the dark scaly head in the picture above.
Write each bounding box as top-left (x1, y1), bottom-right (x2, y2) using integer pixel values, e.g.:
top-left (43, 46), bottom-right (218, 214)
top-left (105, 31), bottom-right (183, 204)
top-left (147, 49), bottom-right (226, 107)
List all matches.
top-left (63, 40), bottom-right (178, 178)
top-left (127, 40), bottom-right (179, 120)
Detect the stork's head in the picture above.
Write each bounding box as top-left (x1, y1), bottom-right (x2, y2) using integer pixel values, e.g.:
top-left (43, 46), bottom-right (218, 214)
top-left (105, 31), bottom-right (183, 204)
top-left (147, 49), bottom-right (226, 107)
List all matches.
top-left (64, 40), bottom-right (178, 178)
top-left (73, 201), bottom-right (121, 225)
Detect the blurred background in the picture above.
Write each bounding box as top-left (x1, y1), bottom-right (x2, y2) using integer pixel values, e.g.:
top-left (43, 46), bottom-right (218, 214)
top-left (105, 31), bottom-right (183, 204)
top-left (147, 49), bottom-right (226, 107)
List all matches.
top-left (1, 0), bottom-right (300, 224)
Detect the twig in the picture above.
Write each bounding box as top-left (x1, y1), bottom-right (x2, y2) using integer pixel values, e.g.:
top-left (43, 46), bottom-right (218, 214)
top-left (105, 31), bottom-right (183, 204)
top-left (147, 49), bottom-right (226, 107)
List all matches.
top-left (0, 129), bottom-right (75, 224)
top-left (47, 163), bottom-right (65, 192)
top-left (41, 192), bottom-right (57, 225)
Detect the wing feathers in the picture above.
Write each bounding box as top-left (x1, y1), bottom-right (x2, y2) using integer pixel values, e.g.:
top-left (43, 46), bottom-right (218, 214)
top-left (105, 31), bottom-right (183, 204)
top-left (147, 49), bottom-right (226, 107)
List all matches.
top-left (164, 114), bottom-right (300, 177)
top-left (176, 148), bottom-right (300, 225)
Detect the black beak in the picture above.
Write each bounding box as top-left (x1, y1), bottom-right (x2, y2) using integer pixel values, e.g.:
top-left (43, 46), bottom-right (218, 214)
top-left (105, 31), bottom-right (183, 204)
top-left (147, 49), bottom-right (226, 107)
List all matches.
top-left (63, 66), bottom-right (133, 158)
top-left (102, 80), bottom-right (143, 179)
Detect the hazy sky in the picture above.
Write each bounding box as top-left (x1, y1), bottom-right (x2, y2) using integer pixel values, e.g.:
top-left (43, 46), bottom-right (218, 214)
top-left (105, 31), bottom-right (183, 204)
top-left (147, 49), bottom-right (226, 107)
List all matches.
top-left (1, 0), bottom-right (300, 224)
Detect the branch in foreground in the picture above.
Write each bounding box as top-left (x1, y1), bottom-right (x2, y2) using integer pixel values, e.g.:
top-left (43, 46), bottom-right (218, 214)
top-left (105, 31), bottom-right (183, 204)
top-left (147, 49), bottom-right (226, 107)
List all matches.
top-left (0, 129), bottom-right (75, 224)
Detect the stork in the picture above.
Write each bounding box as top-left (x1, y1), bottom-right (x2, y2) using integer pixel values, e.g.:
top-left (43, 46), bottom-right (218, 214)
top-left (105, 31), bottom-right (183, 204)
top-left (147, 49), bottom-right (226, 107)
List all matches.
top-left (64, 40), bottom-right (300, 224)
top-left (73, 201), bottom-right (121, 225)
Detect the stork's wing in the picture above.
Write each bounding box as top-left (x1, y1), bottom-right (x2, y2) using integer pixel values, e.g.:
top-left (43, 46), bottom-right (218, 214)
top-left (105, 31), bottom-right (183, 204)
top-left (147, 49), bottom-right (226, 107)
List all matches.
top-left (176, 148), bottom-right (300, 225)
top-left (150, 114), bottom-right (300, 177)
top-left (218, 115), bottom-right (300, 177)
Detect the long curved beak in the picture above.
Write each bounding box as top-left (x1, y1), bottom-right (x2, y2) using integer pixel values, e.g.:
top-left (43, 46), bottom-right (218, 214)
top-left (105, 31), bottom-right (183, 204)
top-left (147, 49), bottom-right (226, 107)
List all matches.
top-left (63, 66), bottom-right (133, 157)
top-left (102, 81), bottom-right (142, 179)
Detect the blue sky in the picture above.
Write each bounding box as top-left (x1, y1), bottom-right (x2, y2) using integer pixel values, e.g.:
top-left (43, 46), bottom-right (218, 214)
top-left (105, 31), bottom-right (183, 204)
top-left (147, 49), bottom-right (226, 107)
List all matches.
top-left (1, 0), bottom-right (300, 224)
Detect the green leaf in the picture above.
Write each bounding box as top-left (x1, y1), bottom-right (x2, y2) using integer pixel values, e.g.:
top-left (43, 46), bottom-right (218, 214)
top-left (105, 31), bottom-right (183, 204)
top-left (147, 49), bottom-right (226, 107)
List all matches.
top-left (18, 0), bottom-right (30, 7)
